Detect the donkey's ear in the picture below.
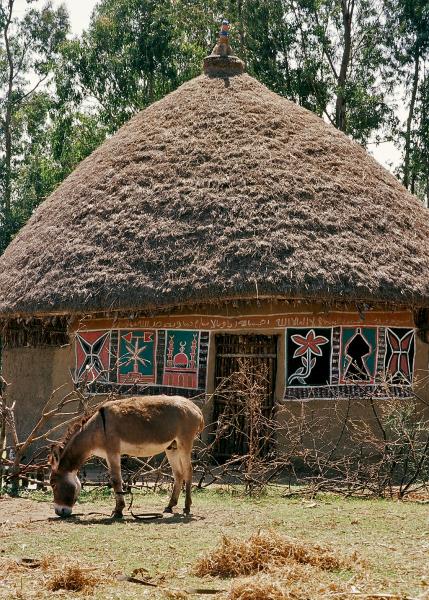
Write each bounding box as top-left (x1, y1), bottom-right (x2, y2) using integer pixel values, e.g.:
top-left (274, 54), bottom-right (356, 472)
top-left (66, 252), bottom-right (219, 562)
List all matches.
top-left (49, 444), bottom-right (63, 470)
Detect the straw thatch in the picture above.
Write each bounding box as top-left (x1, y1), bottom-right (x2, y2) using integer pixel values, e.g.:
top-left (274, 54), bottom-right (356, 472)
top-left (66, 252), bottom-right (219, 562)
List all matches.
top-left (194, 531), bottom-right (350, 577)
top-left (1, 70), bottom-right (429, 317)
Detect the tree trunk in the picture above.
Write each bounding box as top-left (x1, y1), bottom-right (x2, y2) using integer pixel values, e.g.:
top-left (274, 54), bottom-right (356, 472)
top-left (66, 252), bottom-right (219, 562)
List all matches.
top-left (0, 388), bottom-right (6, 489)
top-left (2, 0), bottom-right (15, 246)
top-left (403, 47), bottom-right (420, 190)
top-left (237, 0), bottom-right (246, 63)
top-left (335, 0), bottom-right (354, 132)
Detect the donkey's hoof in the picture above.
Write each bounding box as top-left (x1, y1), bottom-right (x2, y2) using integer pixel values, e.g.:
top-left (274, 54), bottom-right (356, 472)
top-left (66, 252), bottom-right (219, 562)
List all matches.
top-left (111, 511), bottom-right (124, 519)
top-left (163, 507), bottom-right (174, 514)
top-left (183, 508), bottom-right (191, 516)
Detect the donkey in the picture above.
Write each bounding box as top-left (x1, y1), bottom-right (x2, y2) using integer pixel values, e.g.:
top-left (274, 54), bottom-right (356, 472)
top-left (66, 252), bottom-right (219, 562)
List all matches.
top-left (49, 395), bottom-right (204, 518)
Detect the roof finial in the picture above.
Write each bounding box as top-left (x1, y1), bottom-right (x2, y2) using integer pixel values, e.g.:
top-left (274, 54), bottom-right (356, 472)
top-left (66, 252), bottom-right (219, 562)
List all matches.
top-left (203, 18), bottom-right (245, 77)
top-left (215, 19), bottom-right (232, 57)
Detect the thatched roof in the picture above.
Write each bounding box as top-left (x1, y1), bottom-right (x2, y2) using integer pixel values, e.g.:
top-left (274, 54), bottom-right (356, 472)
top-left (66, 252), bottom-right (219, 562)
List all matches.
top-left (1, 65), bottom-right (429, 317)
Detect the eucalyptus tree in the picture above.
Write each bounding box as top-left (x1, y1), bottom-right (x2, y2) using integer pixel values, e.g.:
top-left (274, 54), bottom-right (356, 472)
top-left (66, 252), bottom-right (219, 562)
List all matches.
top-left (384, 0), bottom-right (429, 193)
top-left (0, 0), bottom-right (69, 252)
top-left (276, 0), bottom-right (393, 144)
top-left (59, 0), bottom-right (187, 132)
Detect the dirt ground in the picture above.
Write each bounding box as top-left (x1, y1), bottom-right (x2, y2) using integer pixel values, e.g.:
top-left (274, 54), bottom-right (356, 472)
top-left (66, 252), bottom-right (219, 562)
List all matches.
top-left (1, 488), bottom-right (429, 599)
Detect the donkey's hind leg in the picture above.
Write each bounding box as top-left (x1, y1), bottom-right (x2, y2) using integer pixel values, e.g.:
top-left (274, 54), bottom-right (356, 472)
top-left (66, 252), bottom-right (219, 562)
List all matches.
top-left (179, 445), bottom-right (193, 516)
top-left (164, 446), bottom-right (183, 514)
top-left (106, 453), bottom-right (125, 518)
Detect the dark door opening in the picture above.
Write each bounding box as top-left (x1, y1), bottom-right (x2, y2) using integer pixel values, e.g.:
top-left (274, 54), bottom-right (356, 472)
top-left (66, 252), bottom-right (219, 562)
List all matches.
top-left (211, 334), bottom-right (278, 462)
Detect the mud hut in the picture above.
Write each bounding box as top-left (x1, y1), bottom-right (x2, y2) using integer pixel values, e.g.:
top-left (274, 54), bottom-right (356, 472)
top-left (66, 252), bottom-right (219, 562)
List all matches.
top-left (1, 26), bottom-right (429, 458)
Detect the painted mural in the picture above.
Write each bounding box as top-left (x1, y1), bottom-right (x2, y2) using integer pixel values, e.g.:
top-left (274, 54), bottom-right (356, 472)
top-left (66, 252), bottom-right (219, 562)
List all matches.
top-left (74, 328), bottom-right (209, 396)
top-left (339, 327), bottom-right (377, 384)
top-left (285, 326), bottom-right (416, 400)
top-left (384, 328), bottom-right (415, 385)
top-left (75, 322), bottom-right (416, 400)
top-left (286, 328), bottom-right (332, 387)
top-left (162, 330), bottom-right (200, 389)
top-left (75, 331), bottom-right (110, 384)
top-left (117, 330), bottom-right (157, 384)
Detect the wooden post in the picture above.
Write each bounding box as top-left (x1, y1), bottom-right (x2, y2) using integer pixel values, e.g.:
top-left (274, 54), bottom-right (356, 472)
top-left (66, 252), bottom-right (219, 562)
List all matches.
top-left (0, 378), bottom-right (7, 489)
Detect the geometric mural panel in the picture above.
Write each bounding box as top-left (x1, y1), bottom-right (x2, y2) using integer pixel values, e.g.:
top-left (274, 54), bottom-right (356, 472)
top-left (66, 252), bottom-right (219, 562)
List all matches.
top-left (75, 330), bottom-right (110, 384)
top-left (339, 327), bottom-right (377, 384)
top-left (384, 328), bottom-right (415, 385)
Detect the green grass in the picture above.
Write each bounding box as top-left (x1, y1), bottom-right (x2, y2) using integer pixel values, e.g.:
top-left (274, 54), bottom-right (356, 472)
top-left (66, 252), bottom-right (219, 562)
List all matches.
top-left (1, 487), bottom-right (428, 599)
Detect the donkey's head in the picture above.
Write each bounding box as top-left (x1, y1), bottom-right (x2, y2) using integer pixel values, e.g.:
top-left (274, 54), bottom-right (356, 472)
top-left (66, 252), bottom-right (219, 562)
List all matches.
top-left (49, 444), bottom-right (81, 517)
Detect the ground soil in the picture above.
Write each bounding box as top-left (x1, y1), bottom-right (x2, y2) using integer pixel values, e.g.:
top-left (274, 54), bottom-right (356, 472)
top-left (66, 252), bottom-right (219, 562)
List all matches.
top-left (1, 488), bottom-right (428, 599)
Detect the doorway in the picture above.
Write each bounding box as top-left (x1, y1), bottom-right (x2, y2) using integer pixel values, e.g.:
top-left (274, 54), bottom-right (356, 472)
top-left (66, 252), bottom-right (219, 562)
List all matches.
top-left (211, 334), bottom-right (278, 462)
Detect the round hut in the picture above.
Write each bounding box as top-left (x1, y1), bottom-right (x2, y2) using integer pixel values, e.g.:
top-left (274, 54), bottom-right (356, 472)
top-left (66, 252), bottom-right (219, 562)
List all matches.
top-left (1, 27), bottom-right (429, 458)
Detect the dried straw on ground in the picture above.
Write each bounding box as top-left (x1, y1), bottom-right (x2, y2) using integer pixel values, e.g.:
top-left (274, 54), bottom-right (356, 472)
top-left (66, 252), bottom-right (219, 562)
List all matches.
top-left (226, 573), bottom-right (289, 600)
top-left (194, 530), bottom-right (350, 578)
top-left (225, 571), bottom-right (348, 600)
top-left (47, 564), bottom-right (101, 592)
top-left (1, 69), bottom-right (429, 318)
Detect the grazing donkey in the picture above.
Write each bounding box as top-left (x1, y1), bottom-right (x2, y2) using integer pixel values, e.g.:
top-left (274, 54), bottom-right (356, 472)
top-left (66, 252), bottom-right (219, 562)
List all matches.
top-left (49, 395), bottom-right (204, 518)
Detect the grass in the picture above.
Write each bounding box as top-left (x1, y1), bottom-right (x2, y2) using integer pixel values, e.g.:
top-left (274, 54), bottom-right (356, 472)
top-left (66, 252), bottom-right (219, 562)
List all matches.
top-left (1, 486), bottom-right (429, 599)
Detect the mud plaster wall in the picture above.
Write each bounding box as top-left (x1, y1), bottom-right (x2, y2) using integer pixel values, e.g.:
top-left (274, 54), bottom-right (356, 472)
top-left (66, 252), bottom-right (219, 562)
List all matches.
top-left (3, 344), bottom-right (74, 444)
top-left (412, 334), bottom-right (429, 399)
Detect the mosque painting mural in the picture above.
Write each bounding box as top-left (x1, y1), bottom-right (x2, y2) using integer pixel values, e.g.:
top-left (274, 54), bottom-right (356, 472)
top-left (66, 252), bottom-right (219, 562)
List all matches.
top-left (74, 328), bottom-right (209, 395)
top-left (285, 326), bottom-right (416, 399)
top-left (162, 330), bottom-right (200, 389)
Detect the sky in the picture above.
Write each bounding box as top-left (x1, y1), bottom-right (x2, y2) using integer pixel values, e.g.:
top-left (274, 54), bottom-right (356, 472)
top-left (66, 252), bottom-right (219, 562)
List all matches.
top-left (14, 0), bottom-right (403, 173)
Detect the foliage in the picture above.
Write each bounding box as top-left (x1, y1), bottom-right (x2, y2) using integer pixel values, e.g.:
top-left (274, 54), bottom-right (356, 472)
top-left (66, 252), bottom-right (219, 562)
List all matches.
top-left (0, 0), bottom-right (107, 255)
top-left (384, 0), bottom-right (429, 199)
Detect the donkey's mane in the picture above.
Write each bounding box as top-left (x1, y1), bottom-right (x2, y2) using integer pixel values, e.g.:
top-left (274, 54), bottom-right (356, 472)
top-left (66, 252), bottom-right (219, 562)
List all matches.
top-left (59, 407), bottom-right (100, 447)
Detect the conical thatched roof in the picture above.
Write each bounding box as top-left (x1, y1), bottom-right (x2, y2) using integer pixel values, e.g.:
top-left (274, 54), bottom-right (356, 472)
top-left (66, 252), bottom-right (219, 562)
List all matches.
top-left (1, 66), bottom-right (429, 318)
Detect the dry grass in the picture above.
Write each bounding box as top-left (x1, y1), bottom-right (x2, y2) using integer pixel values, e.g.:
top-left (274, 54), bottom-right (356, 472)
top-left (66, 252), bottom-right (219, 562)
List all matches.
top-left (1, 556), bottom-right (105, 596)
top-left (194, 530), bottom-right (351, 578)
top-left (225, 571), bottom-right (348, 600)
top-left (227, 573), bottom-right (288, 600)
top-left (46, 564), bottom-right (102, 592)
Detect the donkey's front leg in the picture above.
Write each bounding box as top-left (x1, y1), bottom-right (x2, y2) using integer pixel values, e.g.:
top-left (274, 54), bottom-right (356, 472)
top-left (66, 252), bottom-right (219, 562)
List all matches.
top-left (106, 453), bottom-right (125, 518)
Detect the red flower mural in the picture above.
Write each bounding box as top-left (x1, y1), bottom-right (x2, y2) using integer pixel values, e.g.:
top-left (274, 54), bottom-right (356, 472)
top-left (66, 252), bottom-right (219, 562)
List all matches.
top-left (291, 330), bottom-right (330, 358)
top-left (288, 329), bottom-right (329, 385)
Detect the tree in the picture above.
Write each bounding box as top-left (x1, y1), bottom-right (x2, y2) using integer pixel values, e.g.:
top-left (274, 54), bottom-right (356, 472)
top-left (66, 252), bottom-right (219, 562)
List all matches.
top-left (404, 70), bottom-right (429, 204)
top-left (385, 0), bottom-right (429, 194)
top-left (279, 0), bottom-right (394, 144)
top-left (59, 0), bottom-right (190, 132)
top-left (0, 0), bottom-right (69, 252)
top-left (12, 94), bottom-right (107, 231)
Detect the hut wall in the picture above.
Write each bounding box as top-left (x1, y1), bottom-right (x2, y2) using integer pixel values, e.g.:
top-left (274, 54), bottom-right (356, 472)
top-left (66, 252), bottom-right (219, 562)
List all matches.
top-left (5, 301), bottom-right (429, 445)
top-left (412, 334), bottom-right (429, 400)
top-left (3, 344), bottom-right (74, 443)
